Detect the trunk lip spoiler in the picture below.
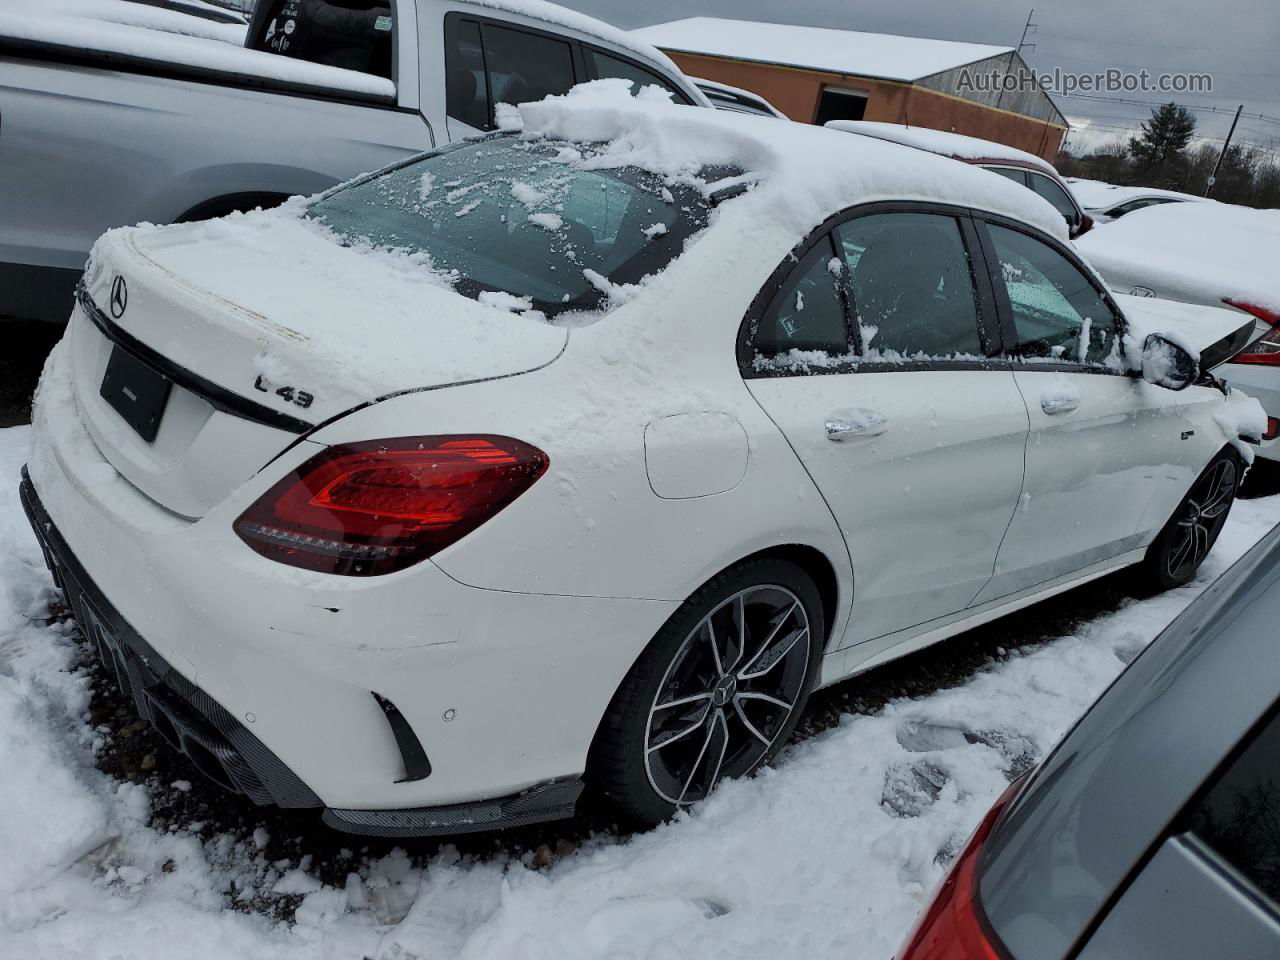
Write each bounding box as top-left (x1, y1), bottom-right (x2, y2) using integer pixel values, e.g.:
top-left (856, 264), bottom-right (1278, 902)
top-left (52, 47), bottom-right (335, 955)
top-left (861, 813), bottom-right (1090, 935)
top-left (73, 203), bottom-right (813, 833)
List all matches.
top-left (75, 281), bottom-right (315, 435)
top-left (1201, 320), bottom-right (1260, 372)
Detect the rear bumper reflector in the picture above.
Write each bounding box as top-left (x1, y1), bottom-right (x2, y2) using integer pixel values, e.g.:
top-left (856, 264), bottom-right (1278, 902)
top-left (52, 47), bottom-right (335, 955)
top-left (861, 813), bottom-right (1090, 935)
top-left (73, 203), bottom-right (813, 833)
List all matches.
top-left (372, 692), bottom-right (433, 783)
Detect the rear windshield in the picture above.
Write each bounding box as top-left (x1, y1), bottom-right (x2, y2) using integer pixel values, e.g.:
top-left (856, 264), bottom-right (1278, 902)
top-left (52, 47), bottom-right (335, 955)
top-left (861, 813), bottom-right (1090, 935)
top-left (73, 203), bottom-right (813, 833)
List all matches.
top-left (248, 0), bottom-right (393, 80)
top-left (307, 137), bottom-right (726, 319)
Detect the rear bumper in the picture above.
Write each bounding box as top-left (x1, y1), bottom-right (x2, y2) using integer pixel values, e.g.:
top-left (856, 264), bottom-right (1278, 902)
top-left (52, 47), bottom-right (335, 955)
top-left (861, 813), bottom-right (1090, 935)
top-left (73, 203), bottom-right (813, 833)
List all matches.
top-left (22, 469), bottom-right (321, 808)
top-left (22, 468), bottom-right (588, 835)
top-left (1219, 363), bottom-right (1280, 461)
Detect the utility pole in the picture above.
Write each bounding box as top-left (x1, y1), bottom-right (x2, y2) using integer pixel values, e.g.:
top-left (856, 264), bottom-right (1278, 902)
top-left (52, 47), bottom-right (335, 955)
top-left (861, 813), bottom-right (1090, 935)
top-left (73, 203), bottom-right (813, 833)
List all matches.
top-left (1017, 9), bottom-right (1037, 53)
top-left (1205, 104), bottom-right (1243, 197)
top-left (996, 10), bottom-right (1035, 111)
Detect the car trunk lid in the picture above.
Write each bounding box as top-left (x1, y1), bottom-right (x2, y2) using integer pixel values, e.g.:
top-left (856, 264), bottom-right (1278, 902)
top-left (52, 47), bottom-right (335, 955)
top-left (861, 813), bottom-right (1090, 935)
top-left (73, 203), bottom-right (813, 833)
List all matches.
top-left (70, 217), bottom-right (567, 518)
top-left (1115, 293), bottom-right (1257, 372)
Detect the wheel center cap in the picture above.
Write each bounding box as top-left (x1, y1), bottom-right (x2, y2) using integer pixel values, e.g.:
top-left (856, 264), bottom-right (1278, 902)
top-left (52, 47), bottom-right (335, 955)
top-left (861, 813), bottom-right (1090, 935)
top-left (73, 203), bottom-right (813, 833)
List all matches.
top-left (711, 675), bottom-right (737, 707)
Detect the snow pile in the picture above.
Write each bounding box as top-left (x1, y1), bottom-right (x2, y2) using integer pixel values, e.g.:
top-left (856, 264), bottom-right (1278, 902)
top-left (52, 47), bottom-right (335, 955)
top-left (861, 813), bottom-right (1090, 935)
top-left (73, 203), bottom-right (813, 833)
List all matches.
top-left (0, 0), bottom-right (394, 98)
top-left (1215, 389), bottom-right (1269, 464)
top-left (1077, 201), bottom-right (1280, 315)
top-left (827, 121), bottom-right (1057, 174)
top-left (1, 0), bottom-right (247, 43)
top-left (4, 419), bottom-right (1280, 958)
top-left (515, 81), bottom-right (1067, 243)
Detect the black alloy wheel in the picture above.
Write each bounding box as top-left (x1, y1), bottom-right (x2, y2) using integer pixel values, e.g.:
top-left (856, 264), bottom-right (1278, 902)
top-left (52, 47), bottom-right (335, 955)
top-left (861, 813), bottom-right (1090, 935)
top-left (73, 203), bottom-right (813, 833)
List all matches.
top-left (1141, 450), bottom-right (1240, 590)
top-left (590, 558), bottom-right (823, 825)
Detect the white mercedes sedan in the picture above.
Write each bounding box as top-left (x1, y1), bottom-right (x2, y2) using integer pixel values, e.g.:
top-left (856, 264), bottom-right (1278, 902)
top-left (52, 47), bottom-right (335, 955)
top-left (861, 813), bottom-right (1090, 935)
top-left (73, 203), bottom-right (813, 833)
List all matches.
top-left (23, 84), bottom-right (1264, 835)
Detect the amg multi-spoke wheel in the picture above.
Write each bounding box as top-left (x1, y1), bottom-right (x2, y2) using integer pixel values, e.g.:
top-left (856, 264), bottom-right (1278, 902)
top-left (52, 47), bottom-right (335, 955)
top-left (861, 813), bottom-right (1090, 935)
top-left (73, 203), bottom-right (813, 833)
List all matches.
top-left (1140, 450), bottom-right (1240, 591)
top-left (590, 558), bottom-right (823, 825)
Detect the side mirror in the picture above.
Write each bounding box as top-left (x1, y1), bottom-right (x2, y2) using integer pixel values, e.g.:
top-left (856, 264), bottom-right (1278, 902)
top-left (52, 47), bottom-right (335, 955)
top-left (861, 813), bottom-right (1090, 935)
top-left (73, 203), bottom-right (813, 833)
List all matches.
top-left (1072, 213), bottom-right (1095, 238)
top-left (1142, 333), bottom-right (1199, 391)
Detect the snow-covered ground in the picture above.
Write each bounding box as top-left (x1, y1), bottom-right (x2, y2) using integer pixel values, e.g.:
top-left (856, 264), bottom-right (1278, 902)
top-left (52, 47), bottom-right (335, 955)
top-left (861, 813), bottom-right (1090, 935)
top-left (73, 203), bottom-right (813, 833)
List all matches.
top-left (3, 419), bottom-right (1279, 960)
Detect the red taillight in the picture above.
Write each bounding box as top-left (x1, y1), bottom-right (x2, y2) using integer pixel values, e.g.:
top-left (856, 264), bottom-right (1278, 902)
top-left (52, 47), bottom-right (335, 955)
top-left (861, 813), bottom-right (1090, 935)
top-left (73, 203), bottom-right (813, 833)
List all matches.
top-left (1224, 299), bottom-right (1280, 329)
top-left (234, 435), bottom-right (548, 576)
top-left (895, 777), bottom-right (1027, 960)
top-left (1265, 417), bottom-right (1280, 442)
top-left (1224, 299), bottom-right (1280, 366)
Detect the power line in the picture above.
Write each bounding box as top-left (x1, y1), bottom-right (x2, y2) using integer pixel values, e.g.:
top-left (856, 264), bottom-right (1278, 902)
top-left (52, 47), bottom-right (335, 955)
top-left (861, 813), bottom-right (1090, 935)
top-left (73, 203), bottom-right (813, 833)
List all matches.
top-left (1041, 53), bottom-right (1280, 79)
top-left (1063, 119), bottom-right (1279, 153)
top-left (1053, 94), bottom-right (1280, 127)
top-left (1035, 31), bottom-right (1276, 54)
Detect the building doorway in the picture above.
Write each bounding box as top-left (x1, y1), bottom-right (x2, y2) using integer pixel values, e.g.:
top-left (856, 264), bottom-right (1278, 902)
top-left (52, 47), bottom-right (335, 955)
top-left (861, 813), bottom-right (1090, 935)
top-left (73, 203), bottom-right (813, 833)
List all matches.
top-left (814, 86), bottom-right (869, 125)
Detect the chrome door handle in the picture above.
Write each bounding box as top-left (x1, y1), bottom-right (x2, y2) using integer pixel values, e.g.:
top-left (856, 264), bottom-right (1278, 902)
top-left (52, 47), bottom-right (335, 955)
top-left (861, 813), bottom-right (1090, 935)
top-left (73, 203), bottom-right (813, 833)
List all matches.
top-left (1040, 396), bottom-right (1079, 415)
top-left (826, 409), bottom-right (889, 441)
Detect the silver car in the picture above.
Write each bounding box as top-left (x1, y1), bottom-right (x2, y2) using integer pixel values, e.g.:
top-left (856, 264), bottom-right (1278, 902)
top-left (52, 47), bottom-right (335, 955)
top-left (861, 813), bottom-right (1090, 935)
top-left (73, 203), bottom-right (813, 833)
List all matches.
top-left (896, 521), bottom-right (1280, 959)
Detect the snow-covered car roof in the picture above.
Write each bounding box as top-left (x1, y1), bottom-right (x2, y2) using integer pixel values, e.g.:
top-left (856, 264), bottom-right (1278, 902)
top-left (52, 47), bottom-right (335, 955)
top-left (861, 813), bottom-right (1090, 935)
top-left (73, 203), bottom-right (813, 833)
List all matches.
top-left (1065, 177), bottom-right (1207, 212)
top-left (630, 17), bottom-right (1011, 84)
top-left (1076, 200), bottom-right (1280, 313)
top-left (513, 82), bottom-right (1068, 243)
top-left (826, 121), bottom-right (1057, 175)
top-left (691, 77), bottom-right (786, 118)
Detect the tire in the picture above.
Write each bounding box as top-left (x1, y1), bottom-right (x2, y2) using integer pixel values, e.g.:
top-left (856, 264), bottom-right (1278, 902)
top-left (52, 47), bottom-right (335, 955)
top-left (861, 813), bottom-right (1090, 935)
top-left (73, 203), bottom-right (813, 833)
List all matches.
top-left (1136, 449), bottom-right (1241, 592)
top-left (588, 557), bottom-right (824, 826)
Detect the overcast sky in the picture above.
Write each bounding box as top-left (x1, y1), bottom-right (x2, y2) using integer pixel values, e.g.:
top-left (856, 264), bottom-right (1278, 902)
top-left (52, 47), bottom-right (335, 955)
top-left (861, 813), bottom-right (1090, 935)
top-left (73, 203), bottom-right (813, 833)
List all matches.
top-left (561, 0), bottom-right (1280, 154)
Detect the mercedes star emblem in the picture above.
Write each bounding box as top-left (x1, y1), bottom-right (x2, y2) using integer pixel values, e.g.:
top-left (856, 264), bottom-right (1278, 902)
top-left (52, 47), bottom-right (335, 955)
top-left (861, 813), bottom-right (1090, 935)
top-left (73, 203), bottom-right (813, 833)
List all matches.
top-left (109, 275), bottom-right (128, 319)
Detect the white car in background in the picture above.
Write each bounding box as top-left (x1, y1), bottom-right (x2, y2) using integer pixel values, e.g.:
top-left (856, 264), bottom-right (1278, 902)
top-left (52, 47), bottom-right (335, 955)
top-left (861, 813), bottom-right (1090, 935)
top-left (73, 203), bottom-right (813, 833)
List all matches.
top-left (1077, 201), bottom-right (1280, 461)
top-left (22, 86), bottom-right (1262, 836)
top-left (692, 76), bottom-right (786, 118)
top-left (1067, 176), bottom-right (1205, 223)
top-left (825, 120), bottom-right (1093, 237)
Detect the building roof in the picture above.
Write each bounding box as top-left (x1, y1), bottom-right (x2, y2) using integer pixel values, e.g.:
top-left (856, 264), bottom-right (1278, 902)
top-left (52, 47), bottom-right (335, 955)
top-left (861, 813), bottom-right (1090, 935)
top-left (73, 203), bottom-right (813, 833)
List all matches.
top-left (630, 17), bottom-right (1013, 84)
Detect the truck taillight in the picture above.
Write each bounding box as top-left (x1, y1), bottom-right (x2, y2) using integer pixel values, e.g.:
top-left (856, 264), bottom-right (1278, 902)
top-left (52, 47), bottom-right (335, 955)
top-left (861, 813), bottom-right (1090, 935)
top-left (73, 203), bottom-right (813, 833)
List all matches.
top-left (1224, 299), bottom-right (1280, 366)
top-left (895, 776), bottom-right (1027, 960)
top-left (234, 436), bottom-right (548, 576)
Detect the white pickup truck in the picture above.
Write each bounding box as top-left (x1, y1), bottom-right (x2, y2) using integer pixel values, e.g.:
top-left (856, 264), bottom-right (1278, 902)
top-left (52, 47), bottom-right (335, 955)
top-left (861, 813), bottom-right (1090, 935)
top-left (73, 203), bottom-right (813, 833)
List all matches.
top-left (0, 0), bottom-right (706, 323)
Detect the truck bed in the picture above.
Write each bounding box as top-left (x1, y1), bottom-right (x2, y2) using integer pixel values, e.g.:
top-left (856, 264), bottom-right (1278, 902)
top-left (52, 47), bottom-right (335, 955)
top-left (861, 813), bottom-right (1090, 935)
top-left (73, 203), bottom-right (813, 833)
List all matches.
top-left (0, 4), bottom-right (395, 101)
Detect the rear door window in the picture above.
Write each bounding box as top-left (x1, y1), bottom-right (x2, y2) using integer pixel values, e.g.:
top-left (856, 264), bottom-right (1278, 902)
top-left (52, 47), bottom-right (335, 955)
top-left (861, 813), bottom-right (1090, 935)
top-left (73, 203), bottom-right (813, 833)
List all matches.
top-left (587, 48), bottom-right (688, 103)
top-left (445, 18), bottom-right (488, 130)
top-left (1189, 706), bottom-right (1280, 907)
top-left (1028, 173), bottom-right (1080, 225)
top-left (750, 236), bottom-right (852, 368)
top-left (984, 166), bottom-right (1029, 187)
top-left (445, 17), bottom-right (579, 130)
top-left (482, 25), bottom-right (577, 115)
top-left (249, 0), bottom-right (393, 80)
top-left (836, 212), bottom-right (985, 361)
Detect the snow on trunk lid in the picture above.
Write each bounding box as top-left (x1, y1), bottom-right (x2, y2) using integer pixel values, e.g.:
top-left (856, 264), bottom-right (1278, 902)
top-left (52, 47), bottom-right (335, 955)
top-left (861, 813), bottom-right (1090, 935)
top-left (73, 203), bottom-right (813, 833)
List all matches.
top-left (71, 220), bottom-right (567, 518)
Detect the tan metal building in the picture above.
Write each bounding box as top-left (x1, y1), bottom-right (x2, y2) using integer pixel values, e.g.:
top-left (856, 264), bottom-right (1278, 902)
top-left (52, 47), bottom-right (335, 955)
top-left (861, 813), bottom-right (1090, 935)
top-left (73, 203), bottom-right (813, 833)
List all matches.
top-left (632, 17), bottom-right (1068, 161)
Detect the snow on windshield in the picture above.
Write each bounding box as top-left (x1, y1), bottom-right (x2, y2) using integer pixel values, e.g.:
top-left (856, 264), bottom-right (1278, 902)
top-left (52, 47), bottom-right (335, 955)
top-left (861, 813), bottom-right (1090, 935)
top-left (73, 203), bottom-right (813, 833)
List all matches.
top-left (307, 134), bottom-right (737, 322)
